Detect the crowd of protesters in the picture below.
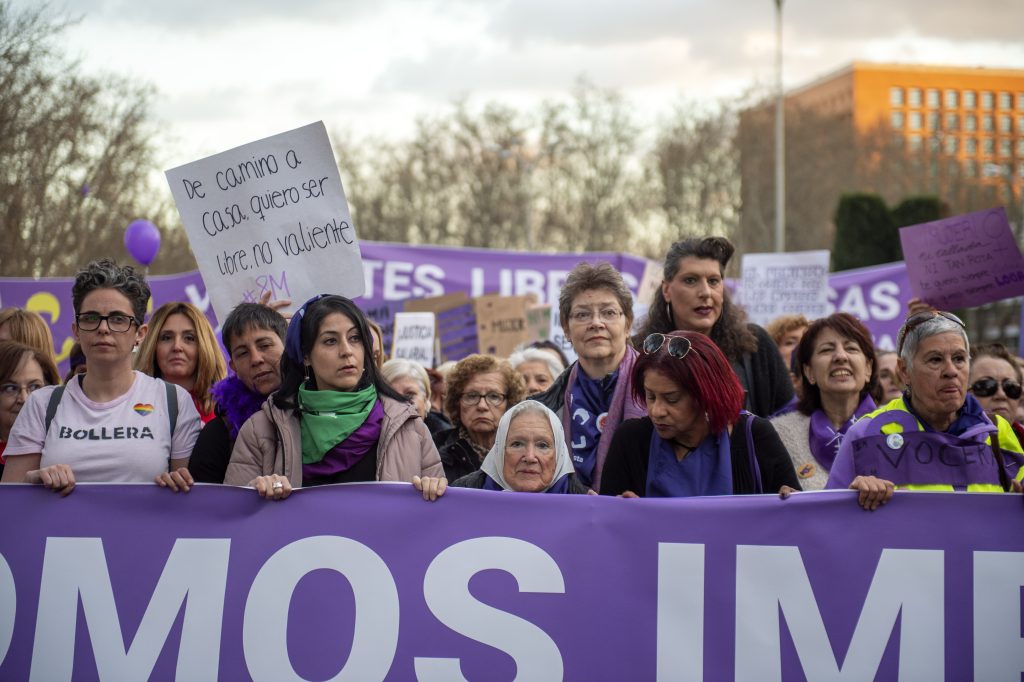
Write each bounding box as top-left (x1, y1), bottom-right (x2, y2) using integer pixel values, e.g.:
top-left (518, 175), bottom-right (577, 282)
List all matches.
top-left (3, 235), bottom-right (1023, 508)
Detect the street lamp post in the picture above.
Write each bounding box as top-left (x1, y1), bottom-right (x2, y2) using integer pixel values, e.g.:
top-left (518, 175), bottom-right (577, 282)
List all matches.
top-left (774, 0), bottom-right (786, 253)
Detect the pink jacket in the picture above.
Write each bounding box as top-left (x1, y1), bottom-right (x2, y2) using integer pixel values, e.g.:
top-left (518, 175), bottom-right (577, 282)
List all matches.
top-left (225, 394), bottom-right (443, 487)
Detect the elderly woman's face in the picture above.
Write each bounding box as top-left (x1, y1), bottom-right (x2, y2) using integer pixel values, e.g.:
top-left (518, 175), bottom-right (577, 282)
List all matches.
top-left (458, 371), bottom-right (508, 440)
top-left (502, 411), bottom-right (557, 492)
top-left (803, 327), bottom-right (872, 399)
top-left (565, 288), bottom-right (628, 368)
top-left (969, 356), bottom-right (1021, 423)
top-left (517, 359), bottom-right (554, 395)
top-left (901, 331), bottom-right (969, 421)
top-left (391, 375), bottom-right (428, 419)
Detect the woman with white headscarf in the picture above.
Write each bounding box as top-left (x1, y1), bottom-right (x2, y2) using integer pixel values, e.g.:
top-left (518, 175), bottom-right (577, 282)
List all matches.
top-left (413, 401), bottom-right (590, 499)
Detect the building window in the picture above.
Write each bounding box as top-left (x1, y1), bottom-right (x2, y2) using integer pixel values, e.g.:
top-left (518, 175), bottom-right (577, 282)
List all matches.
top-left (908, 88), bottom-right (922, 107)
top-left (964, 90), bottom-right (977, 108)
top-left (944, 89), bottom-right (958, 108)
top-left (926, 89), bottom-right (940, 107)
top-left (890, 87), bottom-right (904, 106)
top-left (927, 112), bottom-right (939, 130)
top-left (945, 113), bottom-right (959, 130)
top-left (1018, 162), bottom-right (1024, 179)
top-left (891, 111), bottom-right (904, 129)
top-left (998, 92), bottom-right (1012, 109)
top-left (981, 91), bottom-right (994, 109)
top-left (1018, 93), bottom-right (1024, 110)
top-left (965, 138), bottom-right (977, 155)
top-left (982, 114), bottom-right (994, 132)
top-left (1000, 139), bottom-right (1012, 157)
top-left (909, 111), bottom-right (922, 129)
top-left (909, 135), bottom-right (923, 151)
top-left (983, 138), bottom-right (995, 155)
top-left (1018, 116), bottom-right (1024, 132)
top-left (964, 159), bottom-right (977, 177)
top-left (1018, 139), bottom-right (1024, 155)
top-left (929, 137), bottom-right (941, 152)
top-left (965, 113), bottom-right (977, 131)
top-left (999, 115), bottom-right (1012, 133)
top-left (944, 137), bottom-right (958, 154)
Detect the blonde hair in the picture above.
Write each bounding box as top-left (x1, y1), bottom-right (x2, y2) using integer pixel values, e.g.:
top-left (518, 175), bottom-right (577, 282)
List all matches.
top-left (381, 358), bottom-right (431, 403)
top-left (134, 302), bottom-right (226, 414)
top-left (0, 308), bottom-right (57, 369)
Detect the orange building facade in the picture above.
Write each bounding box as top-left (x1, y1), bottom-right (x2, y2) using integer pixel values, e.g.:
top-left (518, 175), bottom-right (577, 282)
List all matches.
top-left (789, 62), bottom-right (1024, 181)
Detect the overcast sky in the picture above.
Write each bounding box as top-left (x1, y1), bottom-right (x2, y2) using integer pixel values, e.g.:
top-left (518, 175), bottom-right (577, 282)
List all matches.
top-left (29, 0), bottom-right (1024, 166)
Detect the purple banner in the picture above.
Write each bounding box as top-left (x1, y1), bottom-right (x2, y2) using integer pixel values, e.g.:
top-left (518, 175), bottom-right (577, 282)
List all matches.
top-left (827, 261), bottom-right (910, 351)
top-left (0, 484), bottom-right (1022, 680)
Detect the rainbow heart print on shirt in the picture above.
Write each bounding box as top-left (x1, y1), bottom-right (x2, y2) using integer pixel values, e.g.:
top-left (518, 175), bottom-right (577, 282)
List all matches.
top-left (133, 403), bottom-right (155, 416)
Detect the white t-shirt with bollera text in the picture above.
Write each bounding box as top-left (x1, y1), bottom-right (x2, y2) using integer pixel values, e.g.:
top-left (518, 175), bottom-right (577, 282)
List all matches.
top-left (5, 371), bottom-right (201, 482)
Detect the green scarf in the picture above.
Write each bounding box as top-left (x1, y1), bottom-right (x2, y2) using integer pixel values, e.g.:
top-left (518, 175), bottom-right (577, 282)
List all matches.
top-left (298, 384), bottom-right (378, 464)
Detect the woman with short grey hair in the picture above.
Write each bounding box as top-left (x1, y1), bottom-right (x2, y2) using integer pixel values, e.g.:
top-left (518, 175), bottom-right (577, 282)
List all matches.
top-left (827, 311), bottom-right (1024, 510)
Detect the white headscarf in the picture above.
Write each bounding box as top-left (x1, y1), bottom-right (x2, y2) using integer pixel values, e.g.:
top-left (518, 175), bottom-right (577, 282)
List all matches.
top-left (479, 401), bottom-right (576, 491)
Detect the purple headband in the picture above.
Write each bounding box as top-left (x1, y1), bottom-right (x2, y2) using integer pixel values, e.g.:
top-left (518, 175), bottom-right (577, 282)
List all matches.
top-left (284, 293), bottom-right (330, 366)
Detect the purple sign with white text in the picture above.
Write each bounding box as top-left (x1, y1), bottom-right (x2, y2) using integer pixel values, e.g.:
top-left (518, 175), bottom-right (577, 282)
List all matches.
top-left (0, 484), bottom-right (1021, 680)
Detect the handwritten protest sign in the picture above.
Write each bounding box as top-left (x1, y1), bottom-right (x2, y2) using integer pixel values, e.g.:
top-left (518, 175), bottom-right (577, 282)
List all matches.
top-left (899, 207), bottom-right (1024, 309)
top-left (475, 295), bottom-right (530, 357)
top-left (391, 312), bottom-right (435, 367)
top-left (165, 121), bottom-right (363, 321)
top-left (739, 250), bottom-right (829, 326)
top-left (526, 304), bottom-right (552, 344)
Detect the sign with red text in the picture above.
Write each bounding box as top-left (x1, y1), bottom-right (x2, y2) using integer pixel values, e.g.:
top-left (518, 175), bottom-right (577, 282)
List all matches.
top-left (900, 206), bottom-right (1024, 309)
top-left (166, 121), bottom-right (364, 321)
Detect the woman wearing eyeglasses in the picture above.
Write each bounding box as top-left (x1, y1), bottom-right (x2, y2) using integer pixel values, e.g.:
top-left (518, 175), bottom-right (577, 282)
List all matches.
top-left (433, 354), bottom-right (526, 482)
top-left (968, 343), bottom-right (1024, 448)
top-left (225, 295), bottom-right (443, 499)
top-left (0, 341), bottom-right (60, 479)
top-left (827, 311), bottom-right (1024, 510)
top-left (530, 262), bottom-right (647, 493)
top-left (601, 331), bottom-right (800, 498)
top-left (1, 260), bottom-right (202, 495)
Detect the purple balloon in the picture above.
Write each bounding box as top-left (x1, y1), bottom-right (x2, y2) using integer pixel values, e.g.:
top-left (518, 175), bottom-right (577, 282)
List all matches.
top-left (124, 219), bottom-right (161, 266)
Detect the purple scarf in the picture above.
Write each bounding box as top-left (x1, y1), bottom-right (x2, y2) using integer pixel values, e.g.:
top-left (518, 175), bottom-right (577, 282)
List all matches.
top-left (808, 393), bottom-right (876, 470)
top-left (561, 345), bottom-right (646, 493)
top-left (210, 375), bottom-right (268, 439)
top-left (302, 400), bottom-right (385, 478)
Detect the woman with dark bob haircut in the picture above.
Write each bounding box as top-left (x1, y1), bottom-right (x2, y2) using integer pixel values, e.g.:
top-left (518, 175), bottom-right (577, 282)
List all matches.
top-left (635, 237), bottom-right (793, 417)
top-left (225, 294), bottom-right (443, 499)
top-left (770, 313), bottom-right (878, 490)
top-left (601, 331), bottom-right (800, 498)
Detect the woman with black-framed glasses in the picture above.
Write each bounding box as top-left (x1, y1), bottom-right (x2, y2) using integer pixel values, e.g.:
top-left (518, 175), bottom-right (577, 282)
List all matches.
top-left (432, 354), bottom-right (526, 482)
top-left (1, 260), bottom-right (202, 495)
top-left (827, 311), bottom-right (1024, 510)
top-left (601, 331), bottom-right (800, 498)
top-left (969, 343), bottom-right (1024, 450)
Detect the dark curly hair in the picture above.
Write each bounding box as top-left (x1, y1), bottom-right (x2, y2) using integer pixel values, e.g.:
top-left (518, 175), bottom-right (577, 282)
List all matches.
top-left (71, 259), bottom-right (151, 323)
top-left (635, 236), bottom-right (757, 361)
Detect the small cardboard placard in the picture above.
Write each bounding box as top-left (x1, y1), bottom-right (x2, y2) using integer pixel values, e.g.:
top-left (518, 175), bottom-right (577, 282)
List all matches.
top-left (475, 295), bottom-right (530, 357)
top-left (391, 312), bottom-right (435, 368)
top-left (899, 207), bottom-right (1024, 309)
top-left (165, 121), bottom-right (363, 321)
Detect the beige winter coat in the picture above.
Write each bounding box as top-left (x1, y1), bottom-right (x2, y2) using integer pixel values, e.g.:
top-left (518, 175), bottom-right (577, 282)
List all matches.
top-left (225, 394), bottom-right (443, 487)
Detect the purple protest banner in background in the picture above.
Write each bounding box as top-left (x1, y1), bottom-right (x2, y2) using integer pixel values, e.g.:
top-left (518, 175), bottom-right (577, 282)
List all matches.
top-left (826, 261), bottom-right (911, 351)
top-left (0, 484), bottom-right (1022, 680)
top-left (899, 206), bottom-right (1024, 310)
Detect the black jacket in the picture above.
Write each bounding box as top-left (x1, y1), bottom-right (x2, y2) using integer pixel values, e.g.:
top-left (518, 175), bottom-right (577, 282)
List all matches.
top-left (433, 427), bottom-right (483, 482)
top-left (600, 414), bottom-right (801, 497)
top-left (189, 415), bottom-right (233, 484)
top-left (731, 324), bottom-right (794, 418)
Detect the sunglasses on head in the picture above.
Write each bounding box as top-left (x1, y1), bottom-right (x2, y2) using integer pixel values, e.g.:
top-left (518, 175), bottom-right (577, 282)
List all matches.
top-left (969, 377), bottom-right (1023, 400)
top-left (642, 333), bottom-right (693, 359)
top-left (896, 311), bottom-right (966, 356)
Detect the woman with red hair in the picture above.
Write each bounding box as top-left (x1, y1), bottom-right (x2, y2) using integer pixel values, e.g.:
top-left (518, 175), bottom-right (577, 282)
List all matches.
top-left (601, 331), bottom-right (800, 497)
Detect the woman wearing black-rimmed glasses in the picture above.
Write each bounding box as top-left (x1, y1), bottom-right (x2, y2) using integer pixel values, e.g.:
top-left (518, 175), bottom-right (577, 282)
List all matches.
top-left (433, 354), bottom-right (526, 482)
top-left (969, 343), bottom-right (1024, 449)
top-left (827, 311), bottom-right (1024, 510)
top-left (1, 260), bottom-right (202, 495)
top-left (601, 331), bottom-right (799, 498)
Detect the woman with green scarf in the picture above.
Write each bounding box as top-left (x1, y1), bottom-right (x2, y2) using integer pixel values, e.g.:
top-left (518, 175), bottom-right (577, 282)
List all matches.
top-left (226, 295), bottom-right (443, 499)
